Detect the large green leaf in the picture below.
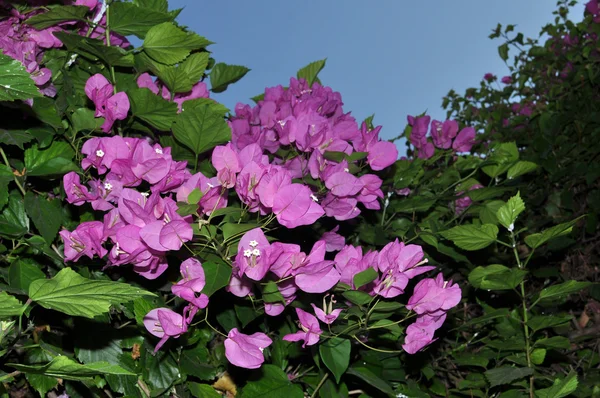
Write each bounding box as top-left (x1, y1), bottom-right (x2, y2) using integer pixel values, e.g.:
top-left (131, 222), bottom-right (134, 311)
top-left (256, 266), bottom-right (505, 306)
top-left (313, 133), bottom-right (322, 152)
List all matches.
top-left (346, 366), bottom-right (395, 396)
top-left (353, 268), bottom-right (378, 289)
top-left (140, 344), bottom-right (179, 390)
top-left (24, 191), bottom-right (62, 244)
top-left (143, 22), bottom-right (212, 65)
top-left (469, 264), bottom-right (527, 290)
top-left (536, 280), bottom-right (591, 304)
top-left (524, 217), bottom-right (582, 249)
top-left (54, 32), bottom-right (134, 67)
top-left (24, 142), bottom-right (78, 176)
top-left (536, 374), bottom-right (578, 398)
top-left (440, 224), bottom-right (499, 251)
top-left (507, 161), bottom-right (537, 179)
top-left (172, 99), bottom-right (231, 155)
top-left (0, 291), bottom-right (23, 318)
top-left (7, 356), bottom-right (135, 382)
top-left (0, 129), bottom-right (34, 149)
top-left (527, 315), bottom-right (572, 332)
top-left (496, 192), bottom-right (525, 231)
top-left (25, 5), bottom-right (89, 29)
top-left (484, 366), bottom-right (533, 387)
top-left (8, 258), bottom-right (46, 293)
top-left (128, 88), bottom-right (178, 130)
top-left (240, 365), bottom-right (304, 398)
top-left (296, 59), bottom-right (327, 86)
top-left (28, 268), bottom-right (155, 318)
top-left (0, 191), bottom-right (29, 238)
top-left (109, 2), bottom-right (172, 38)
top-left (210, 63), bottom-right (250, 93)
top-left (189, 383), bottom-right (221, 398)
top-left (201, 261), bottom-right (232, 297)
top-left (134, 0), bottom-right (168, 12)
top-left (319, 338), bottom-right (351, 383)
top-left (180, 345), bottom-right (219, 381)
top-left (158, 52), bottom-right (210, 93)
top-left (0, 53), bottom-right (42, 101)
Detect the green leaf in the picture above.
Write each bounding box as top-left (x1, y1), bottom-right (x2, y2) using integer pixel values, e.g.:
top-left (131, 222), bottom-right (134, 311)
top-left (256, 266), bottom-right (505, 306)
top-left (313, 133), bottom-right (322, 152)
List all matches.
top-left (319, 337), bottom-right (351, 383)
top-left (7, 356), bottom-right (135, 381)
top-left (24, 191), bottom-right (62, 244)
top-left (0, 291), bottom-right (23, 318)
top-left (134, 0), bottom-right (168, 13)
top-left (129, 88), bottom-right (178, 130)
top-left (8, 258), bottom-right (46, 292)
top-left (25, 5), bottom-right (89, 29)
top-left (158, 52), bottom-right (210, 93)
top-left (109, 2), bottom-right (172, 38)
top-left (0, 53), bottom-right (42, 101)
top-left (536, 374), bottom-right (578, 398)
top-left (24, 142), bottom-right (78, 176)
top-left (222, 223), bottom-right (259, 242)
top-left (528, 315), bottom-right (572, 332)
top-left (0, 129), bottom-right (33, 149)
top-left (240, 365), bottom-right (304, 398)
top-left (498, 43), bottom-right (509, 61)
top-left (392, 196), bottom-right (437, 213)
top-left (525, 217), bottom-right (583, 249)
top-left (140, 343), bottom-right (179, 390)
top-left (26, 374), bottom-right (58, 397)
top-left (482, 142), bottom-right (519, 178)
top-left (143, 22), bottom-right (212, 65)
top-left (210, 63), bottom-right (250, 93)
top-left (536, 280), bottom-right (591, 303)
top-left (534, 336), bottom-right (571, 349)
top-left (453, 354), bottom-right (489, 368)
top-left (479, 200), bottom-right (504, 225)
top-left (531, 348), bottom-right (547, 365)
top-left (180, 346), bottom-right (219, 381)
top-left (296, 59), bottom-right (327, 86)
top-left (189, 383), bottom-right (221, 398)
top-left (172, 99), bottom-right (231, 155)
top-left (346, 366), bottom-right (395, 396)
top-left (54, 32), bottom-right (133, 67)
top-left (507, 161), bottom-right (537, 179)
top-left (262, 281), bottom-right (285, 304)
top-left (440, 224), bottom-right (499, 251)
top-left (201, 261), bottom-right (232, 297)
top-left (468, 264), bottom-right (527, 290)
top-left (28, 268), bottom-right (155, 318)
top-left (484, 366), bottom-right (533, 387)
top-left (353, 268), bottom-right (378, 289)
top-left (0, 191), bottom-right (29, 238)
top-left (342, 290), bottom-right (372, 306)
top-left (71, 108), bottom-right (103, 132)
top-left (497, 192), bottom-right (525, 231)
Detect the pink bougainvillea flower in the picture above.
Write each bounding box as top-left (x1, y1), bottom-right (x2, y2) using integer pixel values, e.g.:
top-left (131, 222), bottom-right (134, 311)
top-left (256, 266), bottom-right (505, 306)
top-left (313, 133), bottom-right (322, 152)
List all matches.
top-left (418, 141), bottom-right (435, 160)
top-left (101, 92), bottom-right (130, 133)
top-left (272, 184), bottom-right (324, 228)
top-left (84, 74), bottom-right (130, 133)
top-left (235, 228), bottom-right (272, 281)
top-left (452, 127), bottom-right (476, 152)
top-left (406, 274), bottom-right (462, 315)
top-left (224, 328), bottom-right (273, 369)
top-left (144, 308), bottom-right (187, 352)
top-left (212, 144), bottom-right (241, 188)
top-left (483, 73), bottom-right (495, 81)
top-left (171, 258), bottom-right (209, 309)
top-left (60, 221), bottom-right (106, 262)
top-left (402, 313), bottom-right (447, 354)
top-left (321, 225), bottom-right (345, 252)
top-left (311, 296), bottom-right (342, 325)
top-left (501, 76), bottom-right (513, 84)
top-left (325, 171), bottom-right (363, 197)
top-left (430, 120), bottom-right (459, 150)
top-left (63, 172), bottom-right (95, 206)
top-left (283, 308), bottom-right (323, 347)
top-left (367, 140), bottom-right (398, 171)
top-left (408, 115), bottom-right (431, 149)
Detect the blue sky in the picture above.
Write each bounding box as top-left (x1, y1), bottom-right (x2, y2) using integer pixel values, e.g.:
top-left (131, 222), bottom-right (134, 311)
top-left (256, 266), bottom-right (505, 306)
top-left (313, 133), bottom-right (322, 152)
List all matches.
top-left (170, 0), bottom-right (584, 145)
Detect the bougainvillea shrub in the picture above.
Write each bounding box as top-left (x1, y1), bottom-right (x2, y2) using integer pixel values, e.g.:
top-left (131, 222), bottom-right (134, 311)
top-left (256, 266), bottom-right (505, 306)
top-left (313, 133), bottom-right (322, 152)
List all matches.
top-left (0, 0), bottom-right (596, 397)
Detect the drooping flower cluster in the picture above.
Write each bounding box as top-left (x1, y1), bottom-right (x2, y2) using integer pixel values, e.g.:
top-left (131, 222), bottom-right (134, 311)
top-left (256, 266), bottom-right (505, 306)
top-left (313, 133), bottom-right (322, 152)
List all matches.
top-left (61, 136), bottom-right (193, 279)
top-left (407, 115), bottom-right (477, 159)
top-left (85, 74), bottom-right (130, 133)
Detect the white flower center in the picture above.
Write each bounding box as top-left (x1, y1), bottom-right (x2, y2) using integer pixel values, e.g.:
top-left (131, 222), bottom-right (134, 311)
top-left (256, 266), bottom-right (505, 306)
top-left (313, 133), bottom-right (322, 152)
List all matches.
top-left (310, 194), bottom-right (319, 202)
top-left (96, 149), bottom-right (105, 157)
top-left (141, 192), bottom-right (149, 197)
top-left (155, 148), bottom-right (163, 154)
top-left (243, 249), bottom-right (253, 258)
top-left (248, 240), bottom-right (259, 248)
top-left (252, 248), bottom-right (261, 256)
top-left (344, 168), bottom-right (349, 172)
top-left (104, 182), bottom-right (113, 190)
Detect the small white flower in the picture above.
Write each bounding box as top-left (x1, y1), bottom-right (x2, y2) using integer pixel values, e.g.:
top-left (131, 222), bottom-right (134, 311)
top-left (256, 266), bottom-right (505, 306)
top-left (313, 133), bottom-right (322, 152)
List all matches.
top-left (207, 182), bottom-right (215, 189)
top-left (252, 248), bottom-right (261, 256)
top-left (141, 192), bottom-right (150, 197)
top-left (104, 182), bottom-right (113, 191)
top-left (248, 240), bottom-right (259, 248)
top-left (310, 194), bottom-right (319, 202)
top-left (344, 168), bottom-right (350, 172)
top-left (96, 149), bottom-right (105, 157)
top-left (259, 346), bottom-right (264, 352)
top-left (508, 223), bottom-right (514, 232)
top-left (243, 249), bottom-right (253, 258)
top-left (155, 148), bottom-right (163, 154)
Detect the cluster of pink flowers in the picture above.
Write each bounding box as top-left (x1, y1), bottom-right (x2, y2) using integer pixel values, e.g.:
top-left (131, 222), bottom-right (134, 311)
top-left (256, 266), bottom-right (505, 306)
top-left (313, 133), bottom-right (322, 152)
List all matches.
top-left (144, 231), bottom-right (461, 367)
top-left (407, 115), bottom-right (476, 159)
top-left (85, 74), bottom-right (130, 133)
top-left (0, 1), bottom-right (128, 101)
top-left (453, 183), bottom-right (484, 215)
top-left (223, 77), bottom-right (398, 222)
top-left (61, 136), bottom-right (193, 279)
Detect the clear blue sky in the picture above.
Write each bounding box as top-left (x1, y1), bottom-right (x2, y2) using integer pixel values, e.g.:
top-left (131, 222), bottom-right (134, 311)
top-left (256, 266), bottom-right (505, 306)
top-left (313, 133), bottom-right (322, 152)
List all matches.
top-left (170, 0), bottom-right (584, 145)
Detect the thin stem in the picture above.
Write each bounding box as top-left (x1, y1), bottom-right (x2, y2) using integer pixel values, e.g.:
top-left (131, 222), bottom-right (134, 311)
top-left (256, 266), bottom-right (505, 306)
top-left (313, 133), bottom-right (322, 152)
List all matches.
top-left (310, 373), bottom-right (329, 398)
top-left (203, 307), bottom-right (227, 338)
top-left (0, 147), bottom-right (26, 196)
top-left (104, 2), bottom-right (117, 94)
top-left (510, 230), bottom-right (534, 398)
top-left (352, 335), bottom-right (403, 354)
